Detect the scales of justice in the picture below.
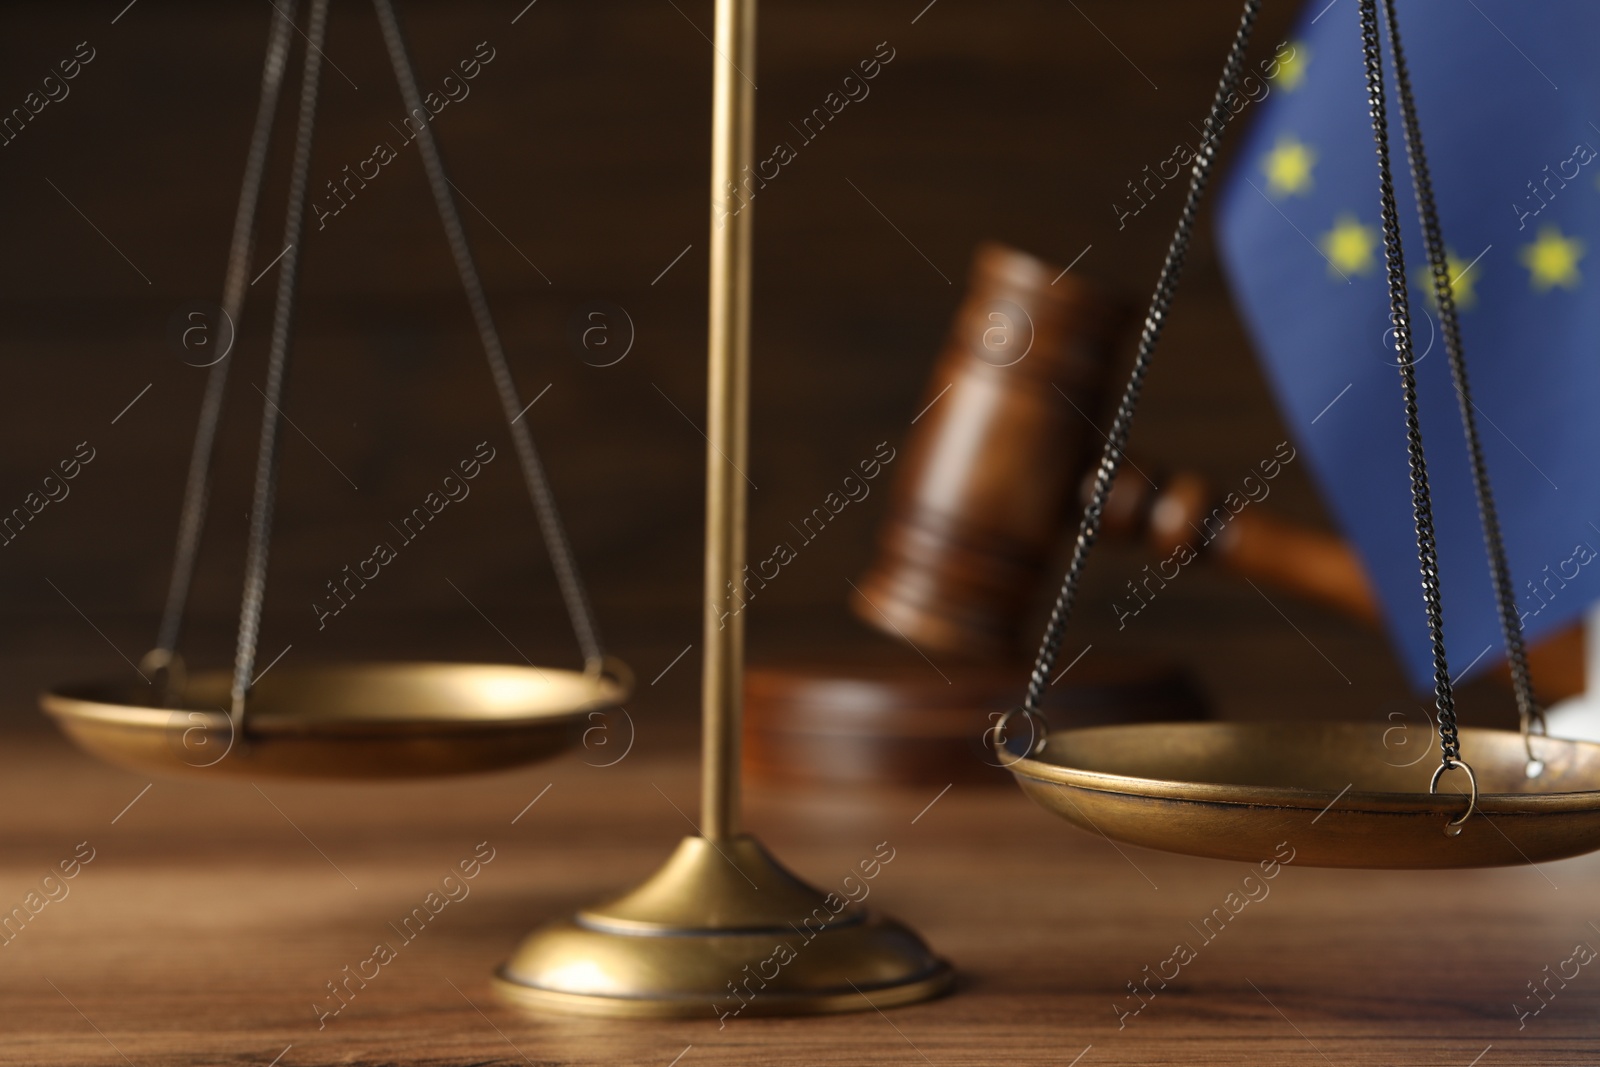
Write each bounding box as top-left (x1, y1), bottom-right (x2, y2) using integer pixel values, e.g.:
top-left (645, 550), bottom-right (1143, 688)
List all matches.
top-left (37, 0), bottom-right (1600, 1020)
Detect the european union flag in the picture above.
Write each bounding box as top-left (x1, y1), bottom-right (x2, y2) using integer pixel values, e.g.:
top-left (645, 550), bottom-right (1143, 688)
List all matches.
top-left (1216, 0), bottom-right (1600, 691)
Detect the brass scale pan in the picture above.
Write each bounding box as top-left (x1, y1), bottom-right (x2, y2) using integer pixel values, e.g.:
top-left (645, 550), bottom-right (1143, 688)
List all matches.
top-left (1003, 722), bottom-right (1600, 869)
top-left (992, 0), bottom-right (1600, 871)
top-left (44, 664), bottom-right (625, 780)
top-left (43, 0), bottom-right (627, 780)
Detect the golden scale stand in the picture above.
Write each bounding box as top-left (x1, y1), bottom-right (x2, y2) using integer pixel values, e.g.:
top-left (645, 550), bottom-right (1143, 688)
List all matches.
top-left (36, 0), bottom-right (1600, 1025)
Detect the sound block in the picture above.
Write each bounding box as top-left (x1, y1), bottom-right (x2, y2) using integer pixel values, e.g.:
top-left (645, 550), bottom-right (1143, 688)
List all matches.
top-left (744, 655), bottom-right (1207, 788)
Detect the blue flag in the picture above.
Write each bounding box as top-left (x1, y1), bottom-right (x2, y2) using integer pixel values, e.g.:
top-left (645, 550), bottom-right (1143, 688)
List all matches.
top-left (1215, 0), bottom-right (1600, 691)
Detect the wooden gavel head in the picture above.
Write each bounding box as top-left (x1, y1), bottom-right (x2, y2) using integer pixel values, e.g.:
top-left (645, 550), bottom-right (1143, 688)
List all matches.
top-left (850, 242), bottom-right (1132, 660)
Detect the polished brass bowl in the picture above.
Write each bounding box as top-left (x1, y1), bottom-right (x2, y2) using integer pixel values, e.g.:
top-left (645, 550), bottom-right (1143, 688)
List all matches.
top-left (41, 661), bottom-right (627, 780)
top-left (1006, 721), bottom-right (1600, 869)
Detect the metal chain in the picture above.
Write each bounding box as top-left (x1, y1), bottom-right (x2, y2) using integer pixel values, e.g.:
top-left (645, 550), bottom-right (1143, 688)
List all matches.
top-left (229, 0), bottom-right (330, 727)
top-left (1357, 0), bottom-right (1459, 764)
top-left (371, 0), bottom-right (604, 670)
top-left (1022, 0), bottom-right (1260, 715)
top-left (1379, 0), bottom-right (1544, 748)
top-left (152, 0), bottom-right (298, 669)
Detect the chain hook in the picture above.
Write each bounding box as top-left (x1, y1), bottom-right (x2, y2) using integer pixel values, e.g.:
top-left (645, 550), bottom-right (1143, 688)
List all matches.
top-left (991, 706), bottom-right (1049, 765)
top-left (1429, 757), bottom-right (1478, 836)
top-left (1521, 707), bottom-right (1548, 779)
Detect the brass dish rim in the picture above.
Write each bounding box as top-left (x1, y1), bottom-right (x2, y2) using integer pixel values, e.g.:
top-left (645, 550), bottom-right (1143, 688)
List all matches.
top-left (1006, 722), bottom-right (1600, 815)
top-left (41, 660), bottom-right (627, 737)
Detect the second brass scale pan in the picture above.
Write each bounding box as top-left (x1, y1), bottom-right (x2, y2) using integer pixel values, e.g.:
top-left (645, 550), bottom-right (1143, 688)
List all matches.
top-left (43, 0), bottom-right (628, 780)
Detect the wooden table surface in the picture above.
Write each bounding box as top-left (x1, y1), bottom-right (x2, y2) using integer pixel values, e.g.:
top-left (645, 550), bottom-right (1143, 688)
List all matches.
top-left (5, 713), bottom-right (1599, 1067)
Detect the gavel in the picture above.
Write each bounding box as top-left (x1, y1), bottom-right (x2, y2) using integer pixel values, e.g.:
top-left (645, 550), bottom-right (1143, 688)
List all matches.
top-left (852, 241), bottom-right (1583, 700)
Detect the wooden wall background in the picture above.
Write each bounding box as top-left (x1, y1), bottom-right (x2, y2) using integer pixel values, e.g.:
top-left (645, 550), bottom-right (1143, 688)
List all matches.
top-left (0, 0), bottom-right (1481, 734)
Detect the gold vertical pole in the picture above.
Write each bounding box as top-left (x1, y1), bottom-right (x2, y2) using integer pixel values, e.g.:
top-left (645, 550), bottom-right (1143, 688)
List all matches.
top-left (493, 0), bottom-right (950, 1014)
top-left (701, 0), bottom-right (756, 842)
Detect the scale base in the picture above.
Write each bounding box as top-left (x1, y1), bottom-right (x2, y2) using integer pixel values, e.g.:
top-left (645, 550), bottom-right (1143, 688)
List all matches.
top-left (494, 835), bottom-right (953, 1018)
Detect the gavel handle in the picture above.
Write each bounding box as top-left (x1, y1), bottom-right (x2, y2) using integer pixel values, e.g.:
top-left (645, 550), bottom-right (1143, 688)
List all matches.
top-left (1103, 466), bottom-right (1584, 700)
top-left (1214, 510), bottom-right (1584, 699)
top-left (1208, 509), bottom-right (1381, 626)
top-left (1125, 469), bottom-right (1379, 623)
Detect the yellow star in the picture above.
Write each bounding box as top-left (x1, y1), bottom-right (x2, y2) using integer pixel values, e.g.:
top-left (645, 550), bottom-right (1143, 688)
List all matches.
top-left (1263, 135), bottom-right (1316, 198)
top-left (1320, 214), bottom-right (1379, 278)
top-left (1414, 249), bottom-right (1480, 310)
top-left (1272, 42), bottom-right (1309, 92)
top-left (1519, 226), bottom-right (1585, 291)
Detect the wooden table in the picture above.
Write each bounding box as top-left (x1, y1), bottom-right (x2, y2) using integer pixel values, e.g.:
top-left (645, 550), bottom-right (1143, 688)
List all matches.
top-left (5, 714), bottom-right (1599, 1066)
